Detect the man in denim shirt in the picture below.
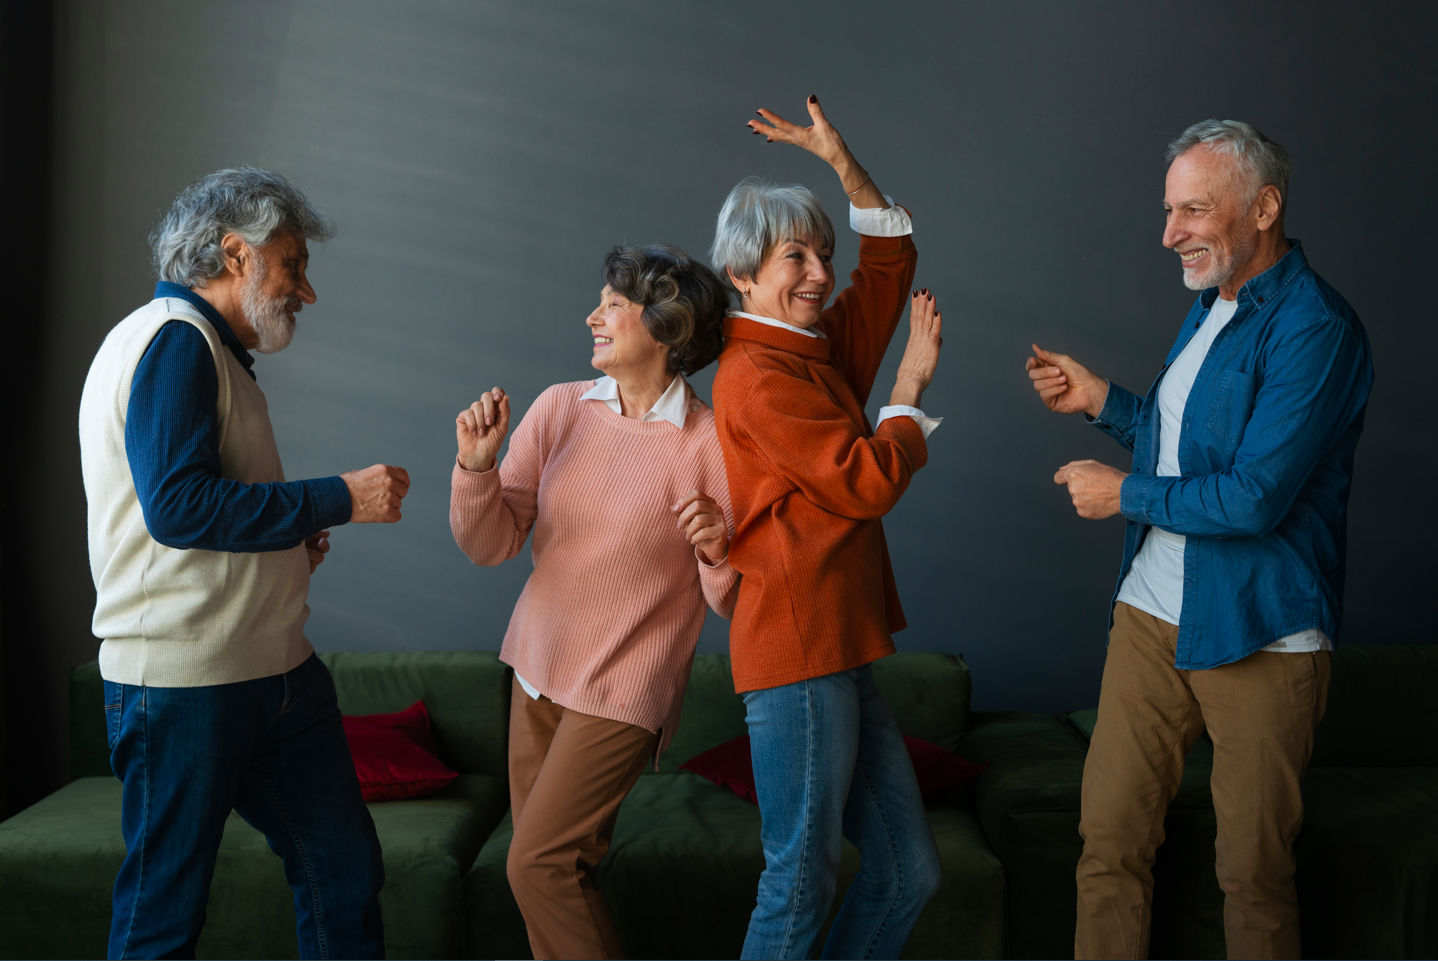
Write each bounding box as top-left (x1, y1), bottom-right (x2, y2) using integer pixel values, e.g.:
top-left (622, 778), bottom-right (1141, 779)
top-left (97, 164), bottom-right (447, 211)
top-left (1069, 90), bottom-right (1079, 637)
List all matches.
top-left (1027, 121), bottom-right (1372, 959)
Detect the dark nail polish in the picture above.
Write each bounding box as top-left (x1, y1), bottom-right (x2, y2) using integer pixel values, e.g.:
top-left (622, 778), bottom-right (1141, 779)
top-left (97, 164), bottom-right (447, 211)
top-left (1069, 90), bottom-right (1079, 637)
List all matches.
top-left (809, 94), bottom-right (817, 103)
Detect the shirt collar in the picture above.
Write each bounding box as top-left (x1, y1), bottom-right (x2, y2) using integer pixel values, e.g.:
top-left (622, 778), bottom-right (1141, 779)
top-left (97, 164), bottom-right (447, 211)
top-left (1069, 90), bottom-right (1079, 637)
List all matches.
top-left (727, 309), bottom-right (826, 339)
top-left (1198, 239), bottom-right (1309, 311)
top-left (153, 281), bottom-right (256, 376)
top-left (580, 374), bottom-right (691, 428)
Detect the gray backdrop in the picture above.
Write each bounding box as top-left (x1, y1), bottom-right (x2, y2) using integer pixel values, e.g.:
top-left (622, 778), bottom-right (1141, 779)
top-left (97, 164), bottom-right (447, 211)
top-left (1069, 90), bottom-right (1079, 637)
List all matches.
top-left (15, 0), bottom-right (1436, 806)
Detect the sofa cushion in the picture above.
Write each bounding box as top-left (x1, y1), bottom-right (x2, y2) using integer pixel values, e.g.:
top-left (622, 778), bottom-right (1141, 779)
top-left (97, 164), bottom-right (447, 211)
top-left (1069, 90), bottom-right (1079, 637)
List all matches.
top-left (1295, 766), bottom-right (1438, 959)
top-left (320, 651), bottom-right (511, 779)
top-left (651, 652), bottom-right (972, 775)
top-left (0, 774), bottom-right (507, 960)
top-left (461, 771), bottom-right (1005, 960)
top-left (344, 700), bottom-right (459, 802)
top-left (1309, 644), bottom-right (1438, 768)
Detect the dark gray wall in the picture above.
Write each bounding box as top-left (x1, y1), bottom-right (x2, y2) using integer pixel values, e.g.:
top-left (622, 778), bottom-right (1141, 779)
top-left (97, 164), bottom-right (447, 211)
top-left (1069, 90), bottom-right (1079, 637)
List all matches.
top-left (9, 0), bottom-right (1435, 813)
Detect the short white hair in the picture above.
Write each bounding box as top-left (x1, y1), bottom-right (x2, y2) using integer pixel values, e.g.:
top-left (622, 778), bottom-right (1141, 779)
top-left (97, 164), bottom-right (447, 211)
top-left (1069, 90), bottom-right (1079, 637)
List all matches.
top-left (710, 177), bottom-right (836, 292)
top-left (1167, 119), bottom-right (1292, 211)
top-left (150, 167), bottom-right (335, 287)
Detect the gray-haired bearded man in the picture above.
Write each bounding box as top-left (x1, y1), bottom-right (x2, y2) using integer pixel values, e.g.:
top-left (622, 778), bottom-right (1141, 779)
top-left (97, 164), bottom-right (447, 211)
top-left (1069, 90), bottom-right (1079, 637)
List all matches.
top-left (79, 167), bottom-right (410, 959)
top-left (1027, 122), bottom-right (1373, 959)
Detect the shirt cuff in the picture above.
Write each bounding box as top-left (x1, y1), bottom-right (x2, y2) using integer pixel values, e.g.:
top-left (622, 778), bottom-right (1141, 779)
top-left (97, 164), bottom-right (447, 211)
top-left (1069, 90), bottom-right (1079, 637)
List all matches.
top-left (1083, 380), bottom-right (1115, 425)
top-left (310, 475), bottom-right (355, 529)
top-left (877, 405), bottom-right (941, 439)
top-left (850, 196), bottom-right (912, 237)
top-left (695, 543), bottom-right (730, 569)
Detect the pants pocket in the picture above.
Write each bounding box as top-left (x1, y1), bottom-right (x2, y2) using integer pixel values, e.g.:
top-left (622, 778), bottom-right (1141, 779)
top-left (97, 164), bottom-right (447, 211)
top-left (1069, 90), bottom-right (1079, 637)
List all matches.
top-left (104, 681), bottom-right (124, 752)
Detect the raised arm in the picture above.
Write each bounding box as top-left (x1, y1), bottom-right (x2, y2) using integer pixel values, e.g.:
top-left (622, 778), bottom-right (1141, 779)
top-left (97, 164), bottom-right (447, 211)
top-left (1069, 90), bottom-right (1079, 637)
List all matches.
top-left (450, 385), bottom-right (542, 565)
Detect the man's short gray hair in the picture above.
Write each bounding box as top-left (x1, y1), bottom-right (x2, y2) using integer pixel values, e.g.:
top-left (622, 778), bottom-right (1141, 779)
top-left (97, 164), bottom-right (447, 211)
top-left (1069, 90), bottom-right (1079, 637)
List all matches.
top-left (1167, 119), bottom-right (1292, 211)
top-left (150, 167), bottom-right (336, 287)
top-left (710, 177), bottom-right (836, 291)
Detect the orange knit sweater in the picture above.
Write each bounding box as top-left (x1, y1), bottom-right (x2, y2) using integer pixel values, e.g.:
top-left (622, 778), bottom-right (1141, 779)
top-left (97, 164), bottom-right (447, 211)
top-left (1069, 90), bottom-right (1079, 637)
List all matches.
top-left (449, 380), bottom-right (739, 758)
top-left (712, 233), bottom-right (923, 693)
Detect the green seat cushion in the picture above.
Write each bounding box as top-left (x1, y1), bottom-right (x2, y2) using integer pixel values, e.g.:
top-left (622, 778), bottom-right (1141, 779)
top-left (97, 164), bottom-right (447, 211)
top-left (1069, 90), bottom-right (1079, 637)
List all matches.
top-left (1309, 645), bottom-right (1438, 768)
top-left (653, 652), bottom-right (972, 775)
top-left (461, 772), bottom-right (1003, 960)
top-left (0, 774), bottom-right (507, 960)
top-left (1295, 766), bottom-right (1438, 960)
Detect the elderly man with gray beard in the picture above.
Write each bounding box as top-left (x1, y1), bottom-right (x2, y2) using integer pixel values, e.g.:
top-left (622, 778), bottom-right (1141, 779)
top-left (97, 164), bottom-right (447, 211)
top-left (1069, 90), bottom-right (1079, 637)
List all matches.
top-left (1026, 122), bottom-right (1373, 959)
top-left (79, 167), bottom-right (410, 959)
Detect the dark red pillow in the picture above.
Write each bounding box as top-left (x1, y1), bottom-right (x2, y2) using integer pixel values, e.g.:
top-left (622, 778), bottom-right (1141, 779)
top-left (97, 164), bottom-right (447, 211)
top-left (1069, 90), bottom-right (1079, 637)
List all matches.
top-left (342, 700), bottom-right (459, 802)
top-left (680, 734), bottom-right (988, 804)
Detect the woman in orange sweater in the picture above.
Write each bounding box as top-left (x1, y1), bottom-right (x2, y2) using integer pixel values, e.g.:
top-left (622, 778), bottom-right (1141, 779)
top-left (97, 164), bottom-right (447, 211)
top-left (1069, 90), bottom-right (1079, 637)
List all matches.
top-left (450, 244), bottom-right (740, 960)
top-left (711, 96), bottom-right (946, 960)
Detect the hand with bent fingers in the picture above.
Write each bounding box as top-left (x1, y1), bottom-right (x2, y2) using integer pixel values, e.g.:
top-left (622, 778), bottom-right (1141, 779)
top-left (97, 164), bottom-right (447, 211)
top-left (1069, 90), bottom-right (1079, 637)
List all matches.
top-left (456, 387), bottom-right (512, 473)
top-left (892, 288), bottom-right (943, 407)
top-left (672, 490), bottom-right (729, 565)
top-left (305, 530), bottom-right (330, 573)
top-left (1026, 344), bottom-right (1109, 418)
top-left (341, 465), bottom-right (411, 523)
top-left (1054, 460), bottom-right (1127, 520)
top-left (746, 94), bottom-right (886, 209)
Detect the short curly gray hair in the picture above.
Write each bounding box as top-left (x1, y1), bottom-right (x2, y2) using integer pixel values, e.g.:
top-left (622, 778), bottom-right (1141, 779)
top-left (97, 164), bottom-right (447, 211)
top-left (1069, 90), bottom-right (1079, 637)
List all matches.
top-left (710, 177), bottom-right (836, 293)
top-left (1167, 119), bottom-right (1292, 212)
top-left (149, 167), bottom-right (336, 287)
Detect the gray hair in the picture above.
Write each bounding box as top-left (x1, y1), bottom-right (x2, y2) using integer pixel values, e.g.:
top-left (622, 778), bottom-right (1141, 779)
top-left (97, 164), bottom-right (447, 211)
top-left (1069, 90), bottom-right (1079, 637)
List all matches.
top-left (1166, 119), bottom-right (1292, 212)
top-left (150, 167), bottom-right (336, 287)
top-left (710, 177), bottom-right (836, 292)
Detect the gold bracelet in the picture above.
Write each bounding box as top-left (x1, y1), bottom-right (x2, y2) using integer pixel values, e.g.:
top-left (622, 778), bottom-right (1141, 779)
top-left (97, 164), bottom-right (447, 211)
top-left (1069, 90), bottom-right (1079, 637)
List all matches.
top-left (845, 173), bottom-right (871, 195)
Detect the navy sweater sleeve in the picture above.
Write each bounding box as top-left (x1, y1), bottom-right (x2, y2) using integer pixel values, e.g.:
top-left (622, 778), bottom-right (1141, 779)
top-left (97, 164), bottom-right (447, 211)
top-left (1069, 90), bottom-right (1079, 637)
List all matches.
top-left (125, 320), bottom-right (353, 552)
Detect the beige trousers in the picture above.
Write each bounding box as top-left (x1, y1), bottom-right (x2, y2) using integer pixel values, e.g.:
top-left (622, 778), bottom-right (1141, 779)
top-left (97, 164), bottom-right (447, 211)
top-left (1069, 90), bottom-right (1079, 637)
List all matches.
top-left (506, 677), bottom-right (659, 961)
top-left (1075, 603), bottom-right (1331, 960)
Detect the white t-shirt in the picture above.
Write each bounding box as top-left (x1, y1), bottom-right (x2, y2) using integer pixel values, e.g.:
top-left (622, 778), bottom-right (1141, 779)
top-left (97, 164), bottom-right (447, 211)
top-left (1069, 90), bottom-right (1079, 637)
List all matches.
top-left (1115, 296), bottom-right (1331, 654)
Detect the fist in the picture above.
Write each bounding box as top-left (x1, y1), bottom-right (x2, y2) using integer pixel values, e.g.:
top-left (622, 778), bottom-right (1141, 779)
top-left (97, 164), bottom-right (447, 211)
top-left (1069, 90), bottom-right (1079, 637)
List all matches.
top-left (305, 530), bottom-right (330, 573)
top-left (673, 490), bottom-right (729, 565)
top-left (1027, 344), bottom-right (1108, 418)
top-left (341, 464), bottom-right (411, 523)
top-left (457, 387), bottom-right (511, 473)
top-left (1054, 460), bottom-right (1127, 520)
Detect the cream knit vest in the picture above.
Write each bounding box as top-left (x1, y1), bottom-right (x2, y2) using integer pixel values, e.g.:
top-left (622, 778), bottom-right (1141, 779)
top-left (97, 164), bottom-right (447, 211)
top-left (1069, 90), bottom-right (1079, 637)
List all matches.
top-left (79, 297), bottom-right (314, 687)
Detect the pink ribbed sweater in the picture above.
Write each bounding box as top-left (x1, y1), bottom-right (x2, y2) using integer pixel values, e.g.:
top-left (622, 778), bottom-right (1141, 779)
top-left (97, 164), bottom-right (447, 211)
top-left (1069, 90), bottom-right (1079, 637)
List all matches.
top-left (450, 379), bottom-right (739, 758)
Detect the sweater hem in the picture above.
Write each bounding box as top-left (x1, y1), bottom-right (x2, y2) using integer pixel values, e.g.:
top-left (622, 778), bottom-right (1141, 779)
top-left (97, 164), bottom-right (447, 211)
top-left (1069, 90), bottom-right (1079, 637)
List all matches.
top-left (731, 641), bottom-right (898, 694)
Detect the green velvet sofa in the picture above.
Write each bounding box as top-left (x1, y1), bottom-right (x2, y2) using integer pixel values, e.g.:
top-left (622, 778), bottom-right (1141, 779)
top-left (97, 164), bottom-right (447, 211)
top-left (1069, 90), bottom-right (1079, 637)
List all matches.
top-left (0, 650), bottom-right (1005, 960)
top-left (958, 644), bottom-right (1438, 960)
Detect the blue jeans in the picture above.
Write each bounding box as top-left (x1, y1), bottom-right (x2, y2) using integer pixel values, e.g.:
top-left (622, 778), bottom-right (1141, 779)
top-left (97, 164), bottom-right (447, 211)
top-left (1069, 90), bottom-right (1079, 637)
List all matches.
top-left (742, 665), bottom-right (941, 960)
top-left (104, 653), bottom-right (385, 960)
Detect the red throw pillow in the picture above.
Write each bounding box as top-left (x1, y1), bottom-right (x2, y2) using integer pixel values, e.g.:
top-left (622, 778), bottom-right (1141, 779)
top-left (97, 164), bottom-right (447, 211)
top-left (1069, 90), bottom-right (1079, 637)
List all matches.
top-left (342, 700), bottom-right (459, 803)
top-left (680, 734), bottom-right (988, 804)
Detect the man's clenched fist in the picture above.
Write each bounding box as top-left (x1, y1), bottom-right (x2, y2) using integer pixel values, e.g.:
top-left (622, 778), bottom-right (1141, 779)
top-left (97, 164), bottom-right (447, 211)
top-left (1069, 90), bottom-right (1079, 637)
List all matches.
top-left (340, 464), bottom-right (411, 523)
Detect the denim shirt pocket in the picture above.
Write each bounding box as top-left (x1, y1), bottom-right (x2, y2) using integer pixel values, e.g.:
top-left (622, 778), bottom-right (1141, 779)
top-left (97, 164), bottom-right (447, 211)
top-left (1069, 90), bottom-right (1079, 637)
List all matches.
top-left (104, 681), bottom-right (124, 752)
top-left (1206, 368), bottom-right (1257, 444)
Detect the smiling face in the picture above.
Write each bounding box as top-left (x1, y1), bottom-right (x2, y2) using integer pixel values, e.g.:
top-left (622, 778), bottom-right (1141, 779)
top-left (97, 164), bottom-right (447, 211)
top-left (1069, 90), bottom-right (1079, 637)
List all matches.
top-left (1162, 145), bottom-right (1267, 293)
top-left (734, 236), bottom-right (835, 329)
top-left (241, 233), bottom-right (315, 353)
top-left (586, 285), bottom-right (670, 379)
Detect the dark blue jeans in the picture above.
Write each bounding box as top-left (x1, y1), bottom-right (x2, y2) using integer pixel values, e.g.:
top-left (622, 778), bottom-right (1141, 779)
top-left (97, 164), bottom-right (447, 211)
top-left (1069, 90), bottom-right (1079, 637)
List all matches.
top-left (104, 653), bottom-right (385, 960)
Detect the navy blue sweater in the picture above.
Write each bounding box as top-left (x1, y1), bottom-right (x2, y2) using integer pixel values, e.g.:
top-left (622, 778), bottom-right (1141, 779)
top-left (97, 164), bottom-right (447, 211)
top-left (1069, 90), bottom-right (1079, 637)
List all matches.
top-left (126, 283), bottom-right (352, 552)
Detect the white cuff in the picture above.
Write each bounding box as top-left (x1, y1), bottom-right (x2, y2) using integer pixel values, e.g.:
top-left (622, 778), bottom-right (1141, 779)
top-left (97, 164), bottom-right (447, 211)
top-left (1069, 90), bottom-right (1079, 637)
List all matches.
top-left (878, 405), bottom-right (941, 438)
top-left (849, 195), bottom-right (912, 237)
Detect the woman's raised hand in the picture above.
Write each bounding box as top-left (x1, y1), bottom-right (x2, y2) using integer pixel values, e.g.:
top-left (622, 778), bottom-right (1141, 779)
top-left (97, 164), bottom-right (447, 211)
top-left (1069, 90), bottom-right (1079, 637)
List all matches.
top-left (891, 289), bottom-right (943, 407)
top-left (455, 387), bottom-right (511, 473)
top-left (747, 95), bottom-right (883, 206)
top-left (672, 490), bottom-right (729, 565)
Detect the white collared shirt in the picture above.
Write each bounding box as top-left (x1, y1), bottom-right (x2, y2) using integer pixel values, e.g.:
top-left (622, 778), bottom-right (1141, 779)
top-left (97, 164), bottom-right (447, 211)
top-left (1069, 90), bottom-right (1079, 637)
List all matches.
top-left (579, 374), bottom-right (691, 428)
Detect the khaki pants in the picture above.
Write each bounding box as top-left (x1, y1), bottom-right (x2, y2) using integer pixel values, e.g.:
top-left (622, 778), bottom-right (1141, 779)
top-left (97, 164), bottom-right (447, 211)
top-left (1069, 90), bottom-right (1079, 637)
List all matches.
top-left (1075, 603), bottom-right (1331, 960)
top-left (506, 677), bottom-right (659, 961)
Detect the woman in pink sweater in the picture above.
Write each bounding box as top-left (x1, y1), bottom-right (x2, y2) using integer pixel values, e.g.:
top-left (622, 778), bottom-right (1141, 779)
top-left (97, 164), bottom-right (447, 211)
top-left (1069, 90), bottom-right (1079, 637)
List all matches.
top-left (449, 244), bottom-right (739, 961)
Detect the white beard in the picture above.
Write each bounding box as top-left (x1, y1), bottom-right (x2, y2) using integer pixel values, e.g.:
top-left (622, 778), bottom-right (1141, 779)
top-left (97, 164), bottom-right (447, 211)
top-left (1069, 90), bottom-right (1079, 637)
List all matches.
top-left (240, 253), bottom-right (299, 354)
top-left (1182, 231), bottom-right (1257, 292)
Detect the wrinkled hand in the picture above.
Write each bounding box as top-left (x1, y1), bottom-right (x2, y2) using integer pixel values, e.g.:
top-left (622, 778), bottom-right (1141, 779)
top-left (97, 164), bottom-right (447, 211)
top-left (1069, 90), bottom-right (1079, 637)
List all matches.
top-left (305, 530), bottom-right (330, 574)
top-left (747, 95), bottom-right (851, 167)
top-left (672, 490), bottom-right (729, 565)
top-left (340, 465), bottom-right (411, 523)
top-left (456, 387), bottom-right (511, 473)
top-left (1026, 344), bottom-right (1109, 418)
top-left (1054, 460), bottom-right (1127, 519)
top-left (892, 288), bottom-right (943, 407)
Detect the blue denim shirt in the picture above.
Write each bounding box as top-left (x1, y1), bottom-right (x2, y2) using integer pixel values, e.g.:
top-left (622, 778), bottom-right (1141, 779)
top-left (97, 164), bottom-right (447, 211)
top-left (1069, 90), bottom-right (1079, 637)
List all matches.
top-left (1091, 242), bottom-right (1373, 670)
